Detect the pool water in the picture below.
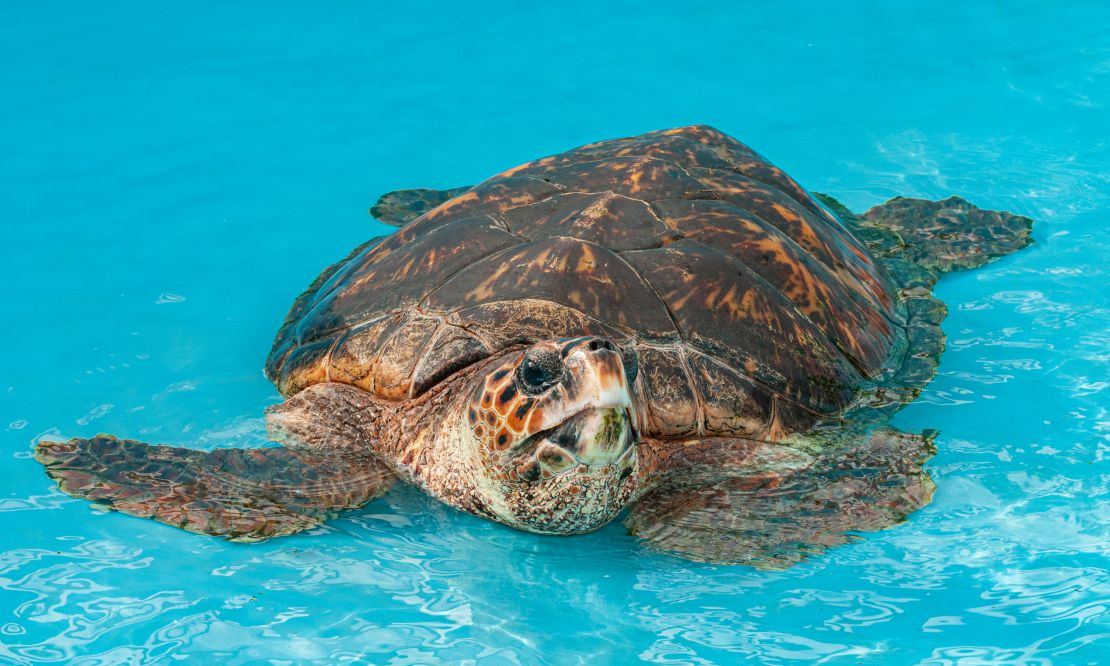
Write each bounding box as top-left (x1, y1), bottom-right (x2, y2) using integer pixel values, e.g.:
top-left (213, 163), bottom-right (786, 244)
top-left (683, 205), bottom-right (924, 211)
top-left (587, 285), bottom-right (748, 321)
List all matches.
top-left (3, 1), bottom-right (1109, 663)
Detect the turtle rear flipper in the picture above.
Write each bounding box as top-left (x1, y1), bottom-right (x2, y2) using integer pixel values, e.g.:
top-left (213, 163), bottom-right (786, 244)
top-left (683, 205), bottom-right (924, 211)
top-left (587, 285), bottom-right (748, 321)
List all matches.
top-left (35, 436), bottom-right (395, 541)
top-left (816, 193), bottom-right (1034, 274)
top-left (812, 194), bottom-right (1034, 429)
top-left (626, 429), bottom-right (936, 568)
top-left (370, 186), bottom-right (472, 226)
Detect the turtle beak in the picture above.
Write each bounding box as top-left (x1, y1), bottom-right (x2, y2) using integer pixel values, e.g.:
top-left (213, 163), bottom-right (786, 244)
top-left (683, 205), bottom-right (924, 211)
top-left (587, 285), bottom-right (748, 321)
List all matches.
top-left (561, 338), bottom-right (632, 411)
top-left (529, 338), bottom-right (635, 469)
top-left (537, 407), bottom-right (633, 467)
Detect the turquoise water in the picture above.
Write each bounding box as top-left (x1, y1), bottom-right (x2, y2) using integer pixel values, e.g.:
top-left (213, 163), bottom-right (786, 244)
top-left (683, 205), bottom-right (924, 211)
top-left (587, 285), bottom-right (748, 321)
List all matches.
top-left (3, 1), bottom-right (1109, 663)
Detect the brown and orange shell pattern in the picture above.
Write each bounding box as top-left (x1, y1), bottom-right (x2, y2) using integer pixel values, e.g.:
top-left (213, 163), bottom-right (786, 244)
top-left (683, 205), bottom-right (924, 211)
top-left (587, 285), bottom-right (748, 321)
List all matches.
top-left (266, 125), bottom-right (904, 442)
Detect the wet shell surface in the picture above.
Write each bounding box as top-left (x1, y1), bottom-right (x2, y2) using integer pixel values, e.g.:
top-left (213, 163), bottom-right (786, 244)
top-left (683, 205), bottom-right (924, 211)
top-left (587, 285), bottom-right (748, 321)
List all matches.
top-left (266, 125), bottom-right (905, 442)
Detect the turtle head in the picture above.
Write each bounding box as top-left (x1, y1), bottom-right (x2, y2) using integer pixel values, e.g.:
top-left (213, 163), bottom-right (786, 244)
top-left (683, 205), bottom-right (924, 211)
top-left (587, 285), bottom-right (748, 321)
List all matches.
top-left (461, 337), bottom-right (640, 534)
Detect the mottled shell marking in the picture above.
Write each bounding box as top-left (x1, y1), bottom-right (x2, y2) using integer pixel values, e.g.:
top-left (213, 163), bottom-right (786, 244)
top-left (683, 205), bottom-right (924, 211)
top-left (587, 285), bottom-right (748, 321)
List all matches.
top-left (267, 125), bottom-right (902, 442)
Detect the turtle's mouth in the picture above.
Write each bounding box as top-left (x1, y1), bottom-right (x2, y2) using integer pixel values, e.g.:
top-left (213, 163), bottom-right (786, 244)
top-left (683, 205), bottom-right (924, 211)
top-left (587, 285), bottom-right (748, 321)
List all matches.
top-left (498, 407), bottom-right (638, 534)
top-left (517, 407), bottom-right (637, 473)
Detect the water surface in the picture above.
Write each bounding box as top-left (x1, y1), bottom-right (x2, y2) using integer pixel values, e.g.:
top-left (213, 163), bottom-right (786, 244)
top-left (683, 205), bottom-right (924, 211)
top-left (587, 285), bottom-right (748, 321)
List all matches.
top-left (2, 1), bottom-right (1109, 663)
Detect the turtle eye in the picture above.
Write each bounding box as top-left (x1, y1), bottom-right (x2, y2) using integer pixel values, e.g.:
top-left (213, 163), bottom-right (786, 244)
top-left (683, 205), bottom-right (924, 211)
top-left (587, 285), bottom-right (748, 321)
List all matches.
top-left (517, 349), bottom-right (562, 394)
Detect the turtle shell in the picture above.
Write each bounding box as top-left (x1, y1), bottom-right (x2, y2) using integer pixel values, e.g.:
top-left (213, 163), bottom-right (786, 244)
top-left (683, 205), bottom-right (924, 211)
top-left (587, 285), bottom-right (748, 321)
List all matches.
top-left (266, 125), bottom-right (904, 441)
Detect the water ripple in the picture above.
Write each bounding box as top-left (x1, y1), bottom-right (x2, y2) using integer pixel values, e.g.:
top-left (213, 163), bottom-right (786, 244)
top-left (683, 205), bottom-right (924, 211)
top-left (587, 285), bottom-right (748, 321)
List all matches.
top-left (4, 1), bottom-right (1110, 662)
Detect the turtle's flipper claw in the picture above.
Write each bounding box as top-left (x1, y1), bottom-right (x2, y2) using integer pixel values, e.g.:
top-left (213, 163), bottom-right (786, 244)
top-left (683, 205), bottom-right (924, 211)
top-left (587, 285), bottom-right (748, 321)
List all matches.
top-left (35, 435), bottom-right (395, 540)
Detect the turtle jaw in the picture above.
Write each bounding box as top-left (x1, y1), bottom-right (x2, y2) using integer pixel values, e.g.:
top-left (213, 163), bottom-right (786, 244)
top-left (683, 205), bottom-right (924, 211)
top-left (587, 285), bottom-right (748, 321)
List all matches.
top-left (453, 336), bottom-right (643, 534)
top-left (523, 406), bottom-right (637, 474)
top-left (487, 406), bottom-right (640, 535)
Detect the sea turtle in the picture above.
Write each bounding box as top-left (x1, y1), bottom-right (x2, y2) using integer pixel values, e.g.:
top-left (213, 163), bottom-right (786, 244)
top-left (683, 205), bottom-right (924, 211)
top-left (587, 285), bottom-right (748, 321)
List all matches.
top-left (36, 126), bottom-right (1033, 567)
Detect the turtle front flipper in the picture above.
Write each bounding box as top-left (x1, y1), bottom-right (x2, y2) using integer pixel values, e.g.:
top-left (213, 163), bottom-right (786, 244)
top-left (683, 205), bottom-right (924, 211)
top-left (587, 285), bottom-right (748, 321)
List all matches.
top-left (369, 185), bottom-right (472, 226)
top-left (626, 429), bottom-right (936, 568)
top-left (35, 436), bottom-right (395, 541)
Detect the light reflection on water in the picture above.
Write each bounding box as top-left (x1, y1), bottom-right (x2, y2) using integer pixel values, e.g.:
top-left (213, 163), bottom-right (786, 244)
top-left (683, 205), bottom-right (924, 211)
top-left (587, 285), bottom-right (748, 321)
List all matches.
top-left (3, 0), bottom-right (1109, 663)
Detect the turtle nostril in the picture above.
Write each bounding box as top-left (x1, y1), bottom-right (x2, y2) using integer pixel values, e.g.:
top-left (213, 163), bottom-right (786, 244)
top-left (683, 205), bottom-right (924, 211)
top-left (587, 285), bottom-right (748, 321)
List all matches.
top-left (587, 339), bottom-right (615, 352)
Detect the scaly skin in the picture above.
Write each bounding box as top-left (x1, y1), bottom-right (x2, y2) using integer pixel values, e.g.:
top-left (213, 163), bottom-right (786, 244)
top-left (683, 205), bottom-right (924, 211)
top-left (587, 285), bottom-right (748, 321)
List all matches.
top-left (269, 337), bottom-right (645, 534)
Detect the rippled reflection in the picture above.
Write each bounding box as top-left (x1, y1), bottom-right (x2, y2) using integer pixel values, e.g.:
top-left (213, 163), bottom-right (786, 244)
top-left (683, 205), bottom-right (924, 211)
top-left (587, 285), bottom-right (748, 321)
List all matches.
top-left (4, 0), bottom-right (1110, 663)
